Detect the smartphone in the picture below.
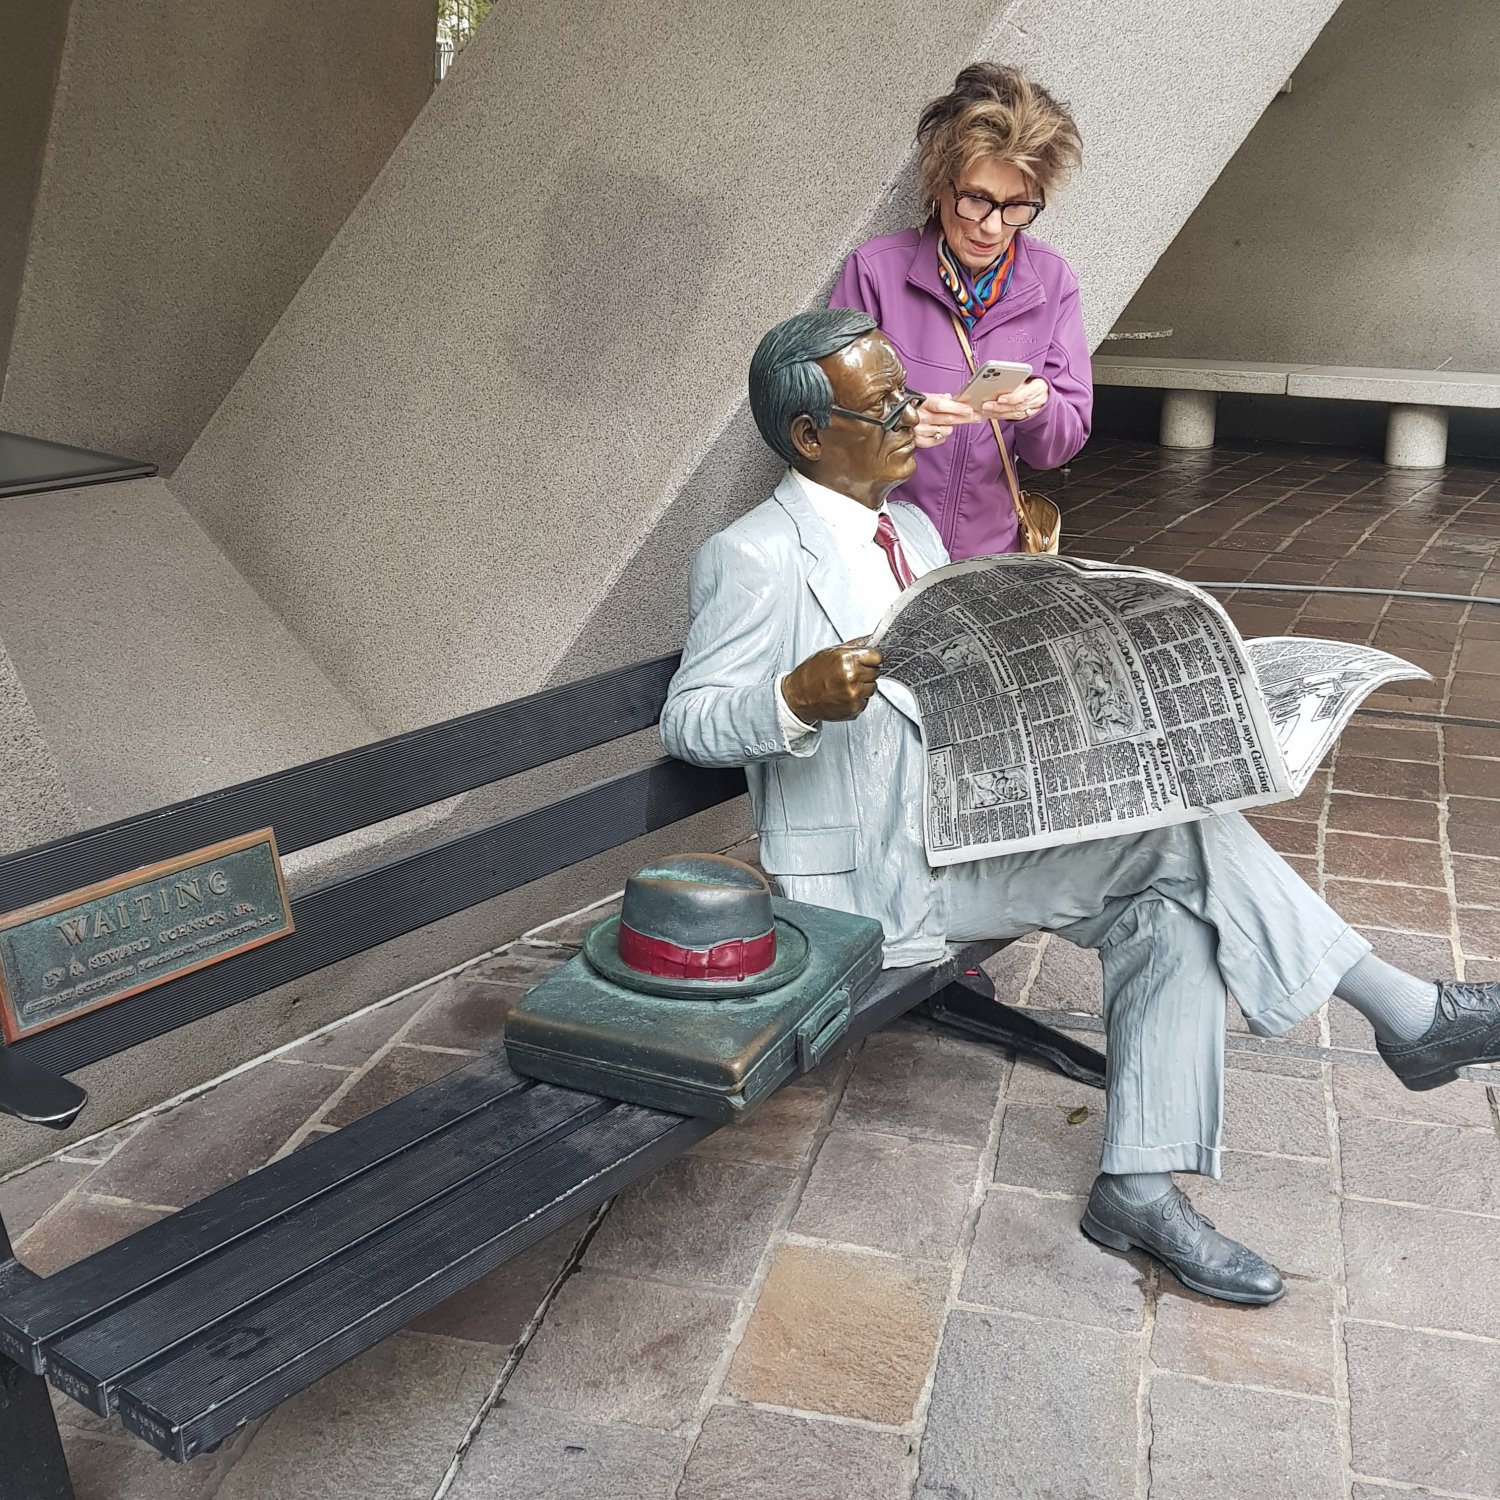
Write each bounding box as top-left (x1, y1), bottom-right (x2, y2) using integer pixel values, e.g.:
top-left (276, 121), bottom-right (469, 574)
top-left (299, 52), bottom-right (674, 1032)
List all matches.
top-left (956, 359), bottom-right (1033, 407)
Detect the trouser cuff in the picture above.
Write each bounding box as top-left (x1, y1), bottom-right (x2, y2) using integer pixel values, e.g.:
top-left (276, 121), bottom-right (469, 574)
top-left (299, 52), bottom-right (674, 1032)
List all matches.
top-left (1100, 1138), bottom-right (1222, 1180)
top-left (1242, 924), bottom-right (1373, 1037)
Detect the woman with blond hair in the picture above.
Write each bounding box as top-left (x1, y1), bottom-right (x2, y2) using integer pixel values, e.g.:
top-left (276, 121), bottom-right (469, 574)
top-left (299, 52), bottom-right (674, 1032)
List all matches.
top-left (829, 63), bottom-right (1090, 558)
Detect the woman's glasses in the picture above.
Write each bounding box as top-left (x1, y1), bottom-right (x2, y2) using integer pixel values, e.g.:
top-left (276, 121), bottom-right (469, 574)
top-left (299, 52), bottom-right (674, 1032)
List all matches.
top-left (952, 190), bottom-right (1045, 228)
top-left (829, 388), bottom-right (925, 433)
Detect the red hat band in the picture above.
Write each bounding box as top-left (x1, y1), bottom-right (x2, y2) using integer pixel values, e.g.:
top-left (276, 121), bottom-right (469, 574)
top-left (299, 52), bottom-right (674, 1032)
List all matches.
top-left (616, 923), bottom-right (777, 982)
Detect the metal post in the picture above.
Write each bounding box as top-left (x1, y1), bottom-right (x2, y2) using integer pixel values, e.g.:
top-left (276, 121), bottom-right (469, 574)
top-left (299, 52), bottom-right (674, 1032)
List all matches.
top-left (0, 1210), bottom-right (76, 1500)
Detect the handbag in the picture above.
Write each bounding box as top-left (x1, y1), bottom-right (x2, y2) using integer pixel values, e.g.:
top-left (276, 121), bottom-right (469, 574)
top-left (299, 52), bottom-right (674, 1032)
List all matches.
top-left (948, 312), bottom-right (1062, 554)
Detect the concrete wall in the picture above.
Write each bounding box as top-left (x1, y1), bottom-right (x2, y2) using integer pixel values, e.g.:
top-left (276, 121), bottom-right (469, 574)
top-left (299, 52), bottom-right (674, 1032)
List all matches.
top-left (0, 0), bottom-right (435, 470)
top-left (0, 0), bottom-right (70, 382)
top-left (0, 643), bottom-right (77, 858)
top-left (1121, 0), bottom-right (1500, 372)
top-left (0, 479), bottom-right (379, 826)
top-left (173, 0), bottom-right (1343, 737)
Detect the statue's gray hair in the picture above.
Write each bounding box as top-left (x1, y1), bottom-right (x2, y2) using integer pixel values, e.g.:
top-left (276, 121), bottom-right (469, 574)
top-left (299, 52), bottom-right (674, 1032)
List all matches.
top-left (748, 308), bottom-right (879, 464)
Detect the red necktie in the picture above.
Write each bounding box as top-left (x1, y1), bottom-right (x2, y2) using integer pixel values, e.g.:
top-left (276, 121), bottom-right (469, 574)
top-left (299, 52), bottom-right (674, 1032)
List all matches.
top-left (874, 511), bottom-right (915, 589)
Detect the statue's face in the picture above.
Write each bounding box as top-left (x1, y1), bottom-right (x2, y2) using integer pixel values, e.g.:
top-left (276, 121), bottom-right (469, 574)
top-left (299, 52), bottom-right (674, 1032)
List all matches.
top-left (795, 333), bottom-right (918, 508)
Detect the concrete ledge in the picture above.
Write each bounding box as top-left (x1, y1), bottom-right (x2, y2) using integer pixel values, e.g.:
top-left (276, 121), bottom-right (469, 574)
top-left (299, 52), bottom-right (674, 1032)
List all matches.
top-left (1093, 357), bottom-right (1298, 395)
top-left (1287, 367), bottom-right (1500, 408)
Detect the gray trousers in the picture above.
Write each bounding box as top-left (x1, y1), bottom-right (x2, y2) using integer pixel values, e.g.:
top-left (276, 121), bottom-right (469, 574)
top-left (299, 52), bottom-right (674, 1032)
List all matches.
top-left (942, 812), bottom-right (1370, 1178)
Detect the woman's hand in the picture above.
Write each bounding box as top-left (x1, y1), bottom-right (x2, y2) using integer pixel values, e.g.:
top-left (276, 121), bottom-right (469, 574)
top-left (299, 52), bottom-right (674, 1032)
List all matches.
top-left (981, 378), bottom-right (1050, 424)
top-left (914, 392), bottom-right (980, 449)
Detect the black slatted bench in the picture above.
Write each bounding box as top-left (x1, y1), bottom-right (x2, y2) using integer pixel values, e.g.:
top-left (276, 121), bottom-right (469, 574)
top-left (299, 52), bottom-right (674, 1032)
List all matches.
top-left (0, 654), bottom-right (1103, 1496)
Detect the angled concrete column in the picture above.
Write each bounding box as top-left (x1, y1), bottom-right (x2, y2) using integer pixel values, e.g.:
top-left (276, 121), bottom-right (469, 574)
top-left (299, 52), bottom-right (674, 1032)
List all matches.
top-left (0, 0), bottom-right (435, 469)
top-left (0, 0), bottom-right (70, 383)
top-left (0, 643), bottom-right (77, 857)
top-left (0, 480), bottom-right (378, 827)
top-left (173, 0), bottom-right (1344, 734)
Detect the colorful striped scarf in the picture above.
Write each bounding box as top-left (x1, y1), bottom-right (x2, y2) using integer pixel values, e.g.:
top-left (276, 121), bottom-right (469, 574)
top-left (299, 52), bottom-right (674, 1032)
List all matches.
top-left (937, 233), bottom-right (1017, 330)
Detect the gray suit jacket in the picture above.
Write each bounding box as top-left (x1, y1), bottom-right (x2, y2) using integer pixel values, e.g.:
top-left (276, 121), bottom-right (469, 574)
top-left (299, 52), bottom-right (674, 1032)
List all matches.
top-left (660, 471), bottom-right (952, 964)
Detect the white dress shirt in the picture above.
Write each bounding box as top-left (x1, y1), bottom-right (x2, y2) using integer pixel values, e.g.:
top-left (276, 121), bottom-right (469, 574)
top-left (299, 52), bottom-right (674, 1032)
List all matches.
top-left (776, 470), bottom-right (934, 748)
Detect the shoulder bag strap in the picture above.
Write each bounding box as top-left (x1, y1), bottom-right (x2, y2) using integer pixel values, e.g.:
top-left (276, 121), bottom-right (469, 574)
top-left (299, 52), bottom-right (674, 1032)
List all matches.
top-left (948, 310), bottom-right (1028, 535)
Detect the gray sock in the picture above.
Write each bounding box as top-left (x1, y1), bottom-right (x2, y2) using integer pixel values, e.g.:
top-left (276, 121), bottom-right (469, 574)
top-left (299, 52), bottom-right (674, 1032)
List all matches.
top-left (1104, 1171), bottom-right (1174, 1205)
top-left (1335, 953), bottom-right (1438, 1043)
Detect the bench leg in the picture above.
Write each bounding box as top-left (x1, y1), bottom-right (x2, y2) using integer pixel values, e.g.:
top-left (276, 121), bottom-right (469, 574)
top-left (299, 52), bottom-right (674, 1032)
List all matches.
top-left (926, 968), bottom-right (1106, 1090)
top-left (0, 1216), bottom-right (76, 1500)
top-left (1160, 389), bottom-right (1216, 449)
top-left (1385, 404), bottom-right (1448, 467)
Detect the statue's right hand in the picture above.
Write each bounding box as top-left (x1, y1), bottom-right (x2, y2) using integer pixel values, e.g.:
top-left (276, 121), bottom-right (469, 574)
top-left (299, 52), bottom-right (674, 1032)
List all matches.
top-left (782, 640), bottom-right (883, 724)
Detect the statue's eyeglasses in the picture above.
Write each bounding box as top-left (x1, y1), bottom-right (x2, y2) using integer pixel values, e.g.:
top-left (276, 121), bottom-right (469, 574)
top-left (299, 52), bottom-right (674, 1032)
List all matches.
top-left (952, 191), bottom-right (1045, 228)
top-left (829, 388), bottom-right (925, 433)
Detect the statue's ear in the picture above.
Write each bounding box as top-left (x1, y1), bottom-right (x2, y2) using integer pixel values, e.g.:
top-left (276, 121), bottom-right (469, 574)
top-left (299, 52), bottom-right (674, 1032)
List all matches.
top-left (789, 413), bottom-right (821, 464)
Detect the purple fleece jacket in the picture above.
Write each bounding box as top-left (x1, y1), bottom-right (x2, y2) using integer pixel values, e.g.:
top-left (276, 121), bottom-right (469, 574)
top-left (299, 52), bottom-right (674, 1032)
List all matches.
top-left (829, 220), bottom-right (1093, 559)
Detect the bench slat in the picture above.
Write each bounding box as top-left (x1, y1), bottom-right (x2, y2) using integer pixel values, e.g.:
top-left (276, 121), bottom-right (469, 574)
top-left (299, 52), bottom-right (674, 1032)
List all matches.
top-left (0, 654), bottom-right (681, 916)
top-left (116, 1103), bottom-right (712, 1460)
top-left (46, 1081), bottom-right (609, 1413)
top-left (12, 757), bottom-right (746, 1078)
top-left (0, 1055), bottom-right (527, 1372)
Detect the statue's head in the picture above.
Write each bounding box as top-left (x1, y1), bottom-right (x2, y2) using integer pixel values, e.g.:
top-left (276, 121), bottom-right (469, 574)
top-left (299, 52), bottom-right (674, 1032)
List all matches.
top-left (748, 310), bottom-right (920, 509)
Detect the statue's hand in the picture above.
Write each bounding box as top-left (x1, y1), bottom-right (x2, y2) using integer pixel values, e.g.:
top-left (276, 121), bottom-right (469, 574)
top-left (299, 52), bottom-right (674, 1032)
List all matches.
top-left (783, 640), bottom-right (882, 724)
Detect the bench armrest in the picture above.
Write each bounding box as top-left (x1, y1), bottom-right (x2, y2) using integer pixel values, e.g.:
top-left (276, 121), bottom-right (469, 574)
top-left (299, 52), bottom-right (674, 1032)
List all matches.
top-left (0, 1048), bottom-right (87, 1130)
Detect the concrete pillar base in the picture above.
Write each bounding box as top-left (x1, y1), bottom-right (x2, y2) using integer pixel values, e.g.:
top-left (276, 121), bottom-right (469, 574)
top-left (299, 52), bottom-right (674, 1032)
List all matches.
top-left (1161, 389), bottom-right (1217, 449)
top-left (1385, 404), bottom-right (1448, 468)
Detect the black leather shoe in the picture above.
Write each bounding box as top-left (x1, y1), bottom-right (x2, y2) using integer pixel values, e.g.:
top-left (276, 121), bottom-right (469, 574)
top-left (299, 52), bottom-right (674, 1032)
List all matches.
top-left (1378, 980), bottom-right (1500, 1091)
top-left (1081, 1176), bottom-right (1284, 1306)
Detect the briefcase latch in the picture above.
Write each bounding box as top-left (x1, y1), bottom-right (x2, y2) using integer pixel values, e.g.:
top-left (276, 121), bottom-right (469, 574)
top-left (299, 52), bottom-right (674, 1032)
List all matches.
top-left (796, 988), bottom-right (851, 1074)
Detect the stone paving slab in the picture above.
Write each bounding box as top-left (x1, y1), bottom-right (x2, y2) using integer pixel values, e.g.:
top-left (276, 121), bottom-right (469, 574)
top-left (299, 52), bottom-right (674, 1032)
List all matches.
top-left (1333, 1063), bottom-right (1494, 1127)
top-left (82, 1060), bottom-right (345, 1207)
top-left (1223, 1068), bottom-right (1331, 1157)
top-left (401, 975), bottom-right (520, 1051)
top-left (1341, 1114), bottom-right (1500, 1214)
top-left (915, 1309), bottom-right (1139, 1500)
top-left (837, 1022), bottom-right (1006, 1147)
top-left (408, 1222), bottom-right (584, 1347)
top-left (17, 1194), bottom-right (169, 1277)
top-left (0, 1156), bottom-right (94, 1238)
top-left (1148, 1375), bottom-right (1343, 1500)
top-left (961, 1186), bottom-right (1148, 1330)
top-left (687, 1084), bottom-right (828, 1168)
top-left (285, 989), bottom-right (427, 1067)
top-left (677, 1405), bottom-right (913, 1500)
top-left (1342, 1197), bottom-right (1500, 1335)
top-left (1026, 933), bottom-right (1104, 1015)
top-left (212, 1333), bottom-right (498, 1500)
top-left (1152, 1278), bottom-right (1338, 1397)
top-left (1190, 1150), bottom-right (1340, 1281)
top-left (993, 1100), bottom-right (1106, 1195)
top-left (321, 1044), bottom-right (472, 1127)
top-left (504, 1268), bottom-right (737, 1430)
top-left (64, 1435), bottom-right (242, 1500)
top-left (790, 1127), bottom-right (977, 1260)
top-left (1345, 1321), bottom-right (1500, 1495)
top-left (446, 1400), bottom-right (685, 1500)
top-left (583, 1155), bottom-right (797, 1290)
top-left (726, 1243), bottom-right (948, 1425)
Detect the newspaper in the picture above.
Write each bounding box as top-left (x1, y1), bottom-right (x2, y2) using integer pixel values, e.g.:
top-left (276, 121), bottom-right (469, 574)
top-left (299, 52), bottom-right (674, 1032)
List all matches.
top-left (868, 556), bottom-right (1427, 865)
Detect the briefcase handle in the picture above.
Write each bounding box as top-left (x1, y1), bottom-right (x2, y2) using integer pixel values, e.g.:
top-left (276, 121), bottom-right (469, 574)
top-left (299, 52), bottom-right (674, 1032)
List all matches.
top-left (796, 989), bottom-right (852, 1074)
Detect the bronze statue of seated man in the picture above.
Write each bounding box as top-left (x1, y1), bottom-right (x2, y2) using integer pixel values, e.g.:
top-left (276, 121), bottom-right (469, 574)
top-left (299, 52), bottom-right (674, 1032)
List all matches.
top-left (661, 307), bottom-right (1500, 1305)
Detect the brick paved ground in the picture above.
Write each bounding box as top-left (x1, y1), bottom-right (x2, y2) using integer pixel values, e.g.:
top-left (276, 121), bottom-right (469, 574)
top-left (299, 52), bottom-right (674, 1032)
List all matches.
top-left (5, 438), bottom-right (1500, 1499)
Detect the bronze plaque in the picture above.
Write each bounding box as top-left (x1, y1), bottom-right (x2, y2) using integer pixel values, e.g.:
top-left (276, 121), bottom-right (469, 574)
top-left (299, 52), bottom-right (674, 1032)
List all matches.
top-left (0, 828), bottom-right (293, 1043)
